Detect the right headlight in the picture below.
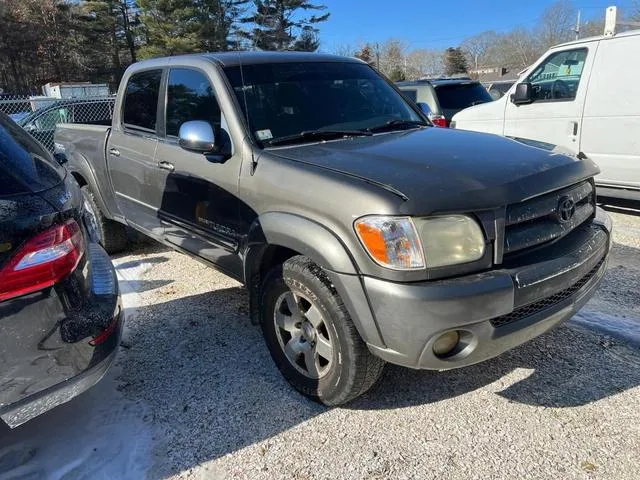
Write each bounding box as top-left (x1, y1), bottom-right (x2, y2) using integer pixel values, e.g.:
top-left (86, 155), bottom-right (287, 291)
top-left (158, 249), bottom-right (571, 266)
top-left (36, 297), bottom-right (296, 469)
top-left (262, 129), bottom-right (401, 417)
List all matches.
top-left (414, 215), bottom-right (486, 268)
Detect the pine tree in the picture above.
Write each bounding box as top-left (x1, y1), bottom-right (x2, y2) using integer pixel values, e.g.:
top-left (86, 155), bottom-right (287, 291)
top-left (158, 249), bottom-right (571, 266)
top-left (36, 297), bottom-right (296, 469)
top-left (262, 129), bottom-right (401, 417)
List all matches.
top-left (444, 47), bottom-right (468, 76)
top-left (137, 0), bottom-right (200, 58)
top-left (194, 0), bottom-right (252, 51)
top-left (354, 44), bottom-right (374, 64)
top-left (242, 0), bottom-right (329, 51)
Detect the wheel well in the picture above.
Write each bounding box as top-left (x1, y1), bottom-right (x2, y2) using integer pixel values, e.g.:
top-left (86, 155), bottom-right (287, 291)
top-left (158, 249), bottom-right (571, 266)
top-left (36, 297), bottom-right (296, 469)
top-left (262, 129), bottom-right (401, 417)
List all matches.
top-left (248, 244), bottom-right (299, 325)
top-left (71, 172), bottom-right (87, 187)
top-left (259, 245), bottom-right (299, 279)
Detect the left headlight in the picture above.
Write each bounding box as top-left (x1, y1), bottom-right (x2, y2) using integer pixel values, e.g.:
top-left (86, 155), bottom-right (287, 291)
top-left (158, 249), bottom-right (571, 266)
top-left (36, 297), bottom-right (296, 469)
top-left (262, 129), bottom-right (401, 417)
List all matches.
top-left (414, 215), bottom-right (485, 268)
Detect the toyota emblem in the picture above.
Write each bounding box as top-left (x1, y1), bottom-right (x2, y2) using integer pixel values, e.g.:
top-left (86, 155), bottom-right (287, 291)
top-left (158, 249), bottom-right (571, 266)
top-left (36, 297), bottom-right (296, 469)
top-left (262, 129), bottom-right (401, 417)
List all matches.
top-left (557, 196), bottom-right (576, 223)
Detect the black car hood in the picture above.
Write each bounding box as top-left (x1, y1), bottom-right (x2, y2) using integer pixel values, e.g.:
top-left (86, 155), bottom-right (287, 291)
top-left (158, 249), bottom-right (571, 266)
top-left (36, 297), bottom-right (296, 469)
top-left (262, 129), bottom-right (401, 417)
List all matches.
top-left (267, 127), bottom-right (600, 214)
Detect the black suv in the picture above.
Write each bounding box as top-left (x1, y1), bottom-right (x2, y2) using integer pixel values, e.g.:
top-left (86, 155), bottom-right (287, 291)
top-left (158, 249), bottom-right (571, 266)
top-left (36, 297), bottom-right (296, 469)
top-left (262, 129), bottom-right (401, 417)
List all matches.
top-left (397, 78), bottom-right (493, 127)
top-left (0, 112), bottom-right (122, 427)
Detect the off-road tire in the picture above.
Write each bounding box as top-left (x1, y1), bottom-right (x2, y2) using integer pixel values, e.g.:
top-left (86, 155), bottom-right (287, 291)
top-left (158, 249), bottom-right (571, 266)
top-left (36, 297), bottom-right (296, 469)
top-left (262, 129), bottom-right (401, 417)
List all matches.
top-left (81, 186), bottom-right (128, 254)
top-left (260, 255), bottom-right (385, 405)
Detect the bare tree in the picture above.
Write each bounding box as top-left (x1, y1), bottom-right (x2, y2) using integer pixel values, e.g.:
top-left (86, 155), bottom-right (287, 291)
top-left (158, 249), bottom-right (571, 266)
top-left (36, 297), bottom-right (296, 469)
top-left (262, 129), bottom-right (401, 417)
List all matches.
top-left (331, 43), bottom-right (355, 57)
top-left (461, 31), bottom-right (499, 70)
top-left (378, 39), bottom-right (407, 78)
top-left (537, 0), bottom-right (576, 47)
top-left (405, 49), bottom-right (444, 79)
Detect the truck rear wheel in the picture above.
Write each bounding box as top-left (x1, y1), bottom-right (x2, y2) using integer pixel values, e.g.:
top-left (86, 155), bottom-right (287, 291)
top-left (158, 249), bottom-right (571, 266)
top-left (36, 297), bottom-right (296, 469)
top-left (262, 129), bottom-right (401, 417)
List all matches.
top-left (81, 186), bottom-right (128, 254)
top-left (260, 255), bottom-right (385, 405)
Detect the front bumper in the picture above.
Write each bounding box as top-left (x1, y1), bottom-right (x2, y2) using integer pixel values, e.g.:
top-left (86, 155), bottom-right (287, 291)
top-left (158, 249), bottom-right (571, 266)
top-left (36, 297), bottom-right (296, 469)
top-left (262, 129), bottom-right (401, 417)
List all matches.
top-left (0, 243), bottom-right (122, 428)
top-left (334, 209), bottom-right (611, 370)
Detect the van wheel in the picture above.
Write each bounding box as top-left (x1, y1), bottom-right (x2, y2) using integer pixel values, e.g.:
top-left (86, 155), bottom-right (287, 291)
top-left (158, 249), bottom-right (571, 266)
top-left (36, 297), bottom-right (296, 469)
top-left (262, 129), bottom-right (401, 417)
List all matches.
top-left (260, 255), bottom-right (385, 405)
top-left (81, 186), bottom-right (128, 254)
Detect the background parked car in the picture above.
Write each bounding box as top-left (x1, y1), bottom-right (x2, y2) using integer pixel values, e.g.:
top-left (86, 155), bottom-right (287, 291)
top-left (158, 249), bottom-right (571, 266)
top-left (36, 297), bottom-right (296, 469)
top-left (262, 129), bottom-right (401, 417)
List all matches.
top-left (17, 98), bottom-right (115, 152)
top-left (0, 112), bottom-right (122, 428)
top-left (396, 78), bottom-right (493, 127)
top-left (483, 80), bottom-right (516, 100)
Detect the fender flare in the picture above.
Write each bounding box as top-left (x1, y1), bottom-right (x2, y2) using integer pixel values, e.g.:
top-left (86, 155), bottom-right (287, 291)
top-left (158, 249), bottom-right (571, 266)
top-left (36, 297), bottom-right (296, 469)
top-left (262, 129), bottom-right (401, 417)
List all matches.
top-left (68, 155), bottom-right (117, 220)
top-left (244, 212), bottom-right (358, 283)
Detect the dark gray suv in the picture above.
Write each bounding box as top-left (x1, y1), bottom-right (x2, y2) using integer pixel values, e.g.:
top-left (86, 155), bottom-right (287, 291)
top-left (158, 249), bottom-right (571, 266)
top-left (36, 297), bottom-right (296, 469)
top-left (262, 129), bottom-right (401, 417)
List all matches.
top-left (55, 53), bottom-right (611, 405)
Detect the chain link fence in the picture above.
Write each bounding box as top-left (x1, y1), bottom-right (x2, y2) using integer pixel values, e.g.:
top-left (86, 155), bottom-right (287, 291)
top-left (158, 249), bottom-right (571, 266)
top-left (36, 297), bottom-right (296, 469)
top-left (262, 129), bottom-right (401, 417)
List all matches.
top-left (0, 95), bottom-right (115, 152)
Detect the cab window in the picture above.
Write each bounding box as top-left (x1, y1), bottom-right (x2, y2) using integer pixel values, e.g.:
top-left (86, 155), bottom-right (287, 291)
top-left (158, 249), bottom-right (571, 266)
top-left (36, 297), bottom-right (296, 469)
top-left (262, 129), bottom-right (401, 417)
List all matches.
top-left (165, 68), bottom-right (221, 138)
top-left (122, 69), bottom-right (162, 132)
top-left (527, 48), bottom-right (587, 102)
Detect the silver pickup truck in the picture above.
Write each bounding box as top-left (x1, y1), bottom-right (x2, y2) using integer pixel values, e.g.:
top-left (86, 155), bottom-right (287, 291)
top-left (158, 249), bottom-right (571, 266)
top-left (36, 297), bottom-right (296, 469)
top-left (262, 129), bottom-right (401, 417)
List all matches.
top-left (55, 52), bottom-right (611, 405)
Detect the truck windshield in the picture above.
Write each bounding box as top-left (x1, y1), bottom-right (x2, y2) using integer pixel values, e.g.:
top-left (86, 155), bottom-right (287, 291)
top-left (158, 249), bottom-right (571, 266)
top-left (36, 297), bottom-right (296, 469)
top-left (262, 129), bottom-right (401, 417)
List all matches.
top-left (224, 62), bottom-right (426, 146)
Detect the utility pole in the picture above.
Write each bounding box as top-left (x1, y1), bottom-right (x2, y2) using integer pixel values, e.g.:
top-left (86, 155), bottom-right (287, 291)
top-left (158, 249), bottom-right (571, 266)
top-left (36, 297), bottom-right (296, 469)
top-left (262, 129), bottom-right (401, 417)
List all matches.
top-left (573, 10), bottom-right (581, 40)
top-left (375, 43), bottom-right (380, 70)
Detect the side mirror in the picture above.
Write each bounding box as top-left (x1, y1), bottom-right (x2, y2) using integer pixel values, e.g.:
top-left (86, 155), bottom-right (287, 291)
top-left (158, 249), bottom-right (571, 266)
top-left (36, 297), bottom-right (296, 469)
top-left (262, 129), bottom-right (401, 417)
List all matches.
top-left (511, 82), bottom-right (533, 105)
top-left (178, 121), bottom-right (216, 153)
top-left (417, 102), bottom-right (432, 116)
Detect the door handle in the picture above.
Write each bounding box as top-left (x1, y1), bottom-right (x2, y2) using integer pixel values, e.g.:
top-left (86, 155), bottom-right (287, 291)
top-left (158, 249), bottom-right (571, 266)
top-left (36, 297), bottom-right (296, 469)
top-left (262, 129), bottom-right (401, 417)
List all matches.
top-left (568, 121), bottom-right (579, 137)
top-left (109, 148), bottom-right (120, 157)
top-left (158, 161), bottom-right (175, 172)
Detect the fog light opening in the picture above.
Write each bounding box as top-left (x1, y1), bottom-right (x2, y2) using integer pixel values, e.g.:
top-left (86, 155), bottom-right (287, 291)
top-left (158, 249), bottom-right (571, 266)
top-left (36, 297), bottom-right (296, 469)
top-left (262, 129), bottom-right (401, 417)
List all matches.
top-left (432, 330), bottom-right (461, 358)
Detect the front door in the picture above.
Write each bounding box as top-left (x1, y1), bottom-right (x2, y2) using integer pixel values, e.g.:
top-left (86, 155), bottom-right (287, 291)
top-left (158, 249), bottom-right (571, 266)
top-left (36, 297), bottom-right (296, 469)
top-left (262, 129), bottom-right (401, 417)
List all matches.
top-left (154, 67), bottom-right (243, 278)
top-left (107, 69), bottom-right (164, 237)
top-left (504, 47), bottom-right (594, 153)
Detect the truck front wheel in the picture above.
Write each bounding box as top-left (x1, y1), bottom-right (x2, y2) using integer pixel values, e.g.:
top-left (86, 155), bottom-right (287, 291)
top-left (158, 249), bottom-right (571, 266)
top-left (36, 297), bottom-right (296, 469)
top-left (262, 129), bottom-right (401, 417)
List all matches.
top-left (81, 186), bottom-right (128, 254)
top-left (260, 255), bottom-right (385, 405)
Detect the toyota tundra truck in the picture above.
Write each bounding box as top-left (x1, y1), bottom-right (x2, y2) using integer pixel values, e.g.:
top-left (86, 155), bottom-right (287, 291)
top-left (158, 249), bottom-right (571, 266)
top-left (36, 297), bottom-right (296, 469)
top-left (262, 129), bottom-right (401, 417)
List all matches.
top-left (54, 52), bottom-right (611, 405)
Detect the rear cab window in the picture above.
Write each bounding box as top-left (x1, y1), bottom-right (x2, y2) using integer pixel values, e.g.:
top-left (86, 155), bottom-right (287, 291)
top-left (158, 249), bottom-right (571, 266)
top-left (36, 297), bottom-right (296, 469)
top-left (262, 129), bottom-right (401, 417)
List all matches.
top-left (434, 83), bottom-right (493, 119)
top-left (0, 113), bottom-right (63, 196)
top-left (122, 70), bottom-right (162, 132)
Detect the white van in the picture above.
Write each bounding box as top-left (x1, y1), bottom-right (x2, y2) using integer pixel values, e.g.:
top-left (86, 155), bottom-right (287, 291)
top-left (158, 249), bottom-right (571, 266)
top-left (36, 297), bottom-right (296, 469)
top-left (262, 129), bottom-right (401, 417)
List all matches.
top-left (452, 25), bottom-right (640, 201)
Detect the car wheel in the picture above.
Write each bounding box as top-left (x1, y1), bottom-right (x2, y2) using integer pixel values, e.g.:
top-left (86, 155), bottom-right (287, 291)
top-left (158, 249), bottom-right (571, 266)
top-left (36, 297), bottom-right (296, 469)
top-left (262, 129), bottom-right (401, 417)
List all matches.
top-left (81, 186), bottom-right (128, 254)
top-left (260, 255), bottom-right (385, 405)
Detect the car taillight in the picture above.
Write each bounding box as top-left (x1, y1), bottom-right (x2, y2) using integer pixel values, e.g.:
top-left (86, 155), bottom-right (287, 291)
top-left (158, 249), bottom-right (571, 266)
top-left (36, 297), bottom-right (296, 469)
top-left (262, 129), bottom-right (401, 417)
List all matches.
top-left (429, 114), bottom-right (449, 128)
top-left (0, 219), bottom-right (85, 302)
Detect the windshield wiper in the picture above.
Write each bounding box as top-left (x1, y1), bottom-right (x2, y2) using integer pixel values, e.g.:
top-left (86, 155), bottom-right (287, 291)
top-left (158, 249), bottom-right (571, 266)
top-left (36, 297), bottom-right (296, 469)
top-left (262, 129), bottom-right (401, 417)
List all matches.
top-left (268, 129), bottom-right (372, 146)
top-left (365, 119), bottom-right (428, 133)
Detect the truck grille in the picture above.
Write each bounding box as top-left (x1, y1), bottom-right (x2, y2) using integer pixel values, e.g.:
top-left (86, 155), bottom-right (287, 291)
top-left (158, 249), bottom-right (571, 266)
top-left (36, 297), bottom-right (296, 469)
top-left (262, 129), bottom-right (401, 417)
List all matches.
top-left (504, 181), bottom-right (595, 256)
top-left (490, 256), bottom-right (605, 328)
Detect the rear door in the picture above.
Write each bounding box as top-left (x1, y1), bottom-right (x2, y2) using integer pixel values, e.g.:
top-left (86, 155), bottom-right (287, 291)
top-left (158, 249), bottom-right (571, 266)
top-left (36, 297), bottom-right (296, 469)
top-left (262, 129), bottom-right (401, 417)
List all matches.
top-left (503, 46), bottom-right (595, 152)
top-left (434, 82), bottom-right (493, 121)
top-left (107, 69), bottom-right (164, 236)
top-left (154, 66), bottom-right (243, 278)
top-left (580, 35), bottom-right (640, 189)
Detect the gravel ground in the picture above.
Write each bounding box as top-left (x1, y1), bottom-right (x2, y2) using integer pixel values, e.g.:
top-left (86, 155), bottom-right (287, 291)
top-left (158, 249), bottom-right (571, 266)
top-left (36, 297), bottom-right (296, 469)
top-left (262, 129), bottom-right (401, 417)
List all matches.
top-left (1, 207), bottom-right (639, 480)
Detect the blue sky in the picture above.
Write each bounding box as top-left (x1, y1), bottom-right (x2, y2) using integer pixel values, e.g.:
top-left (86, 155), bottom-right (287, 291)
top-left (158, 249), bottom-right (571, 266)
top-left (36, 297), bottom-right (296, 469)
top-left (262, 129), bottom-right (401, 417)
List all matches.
top-left (318, 0), bottom-right (631, 51)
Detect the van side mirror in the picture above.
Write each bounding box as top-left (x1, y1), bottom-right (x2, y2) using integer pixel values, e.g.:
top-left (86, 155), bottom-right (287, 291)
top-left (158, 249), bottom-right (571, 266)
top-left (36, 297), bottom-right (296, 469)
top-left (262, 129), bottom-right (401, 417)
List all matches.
top-left (511, 82), bottom-right (533, 105)
top-left (179, 121), bottom-right (216, 153)
top-left (416, 102), bottom-right (432, 116)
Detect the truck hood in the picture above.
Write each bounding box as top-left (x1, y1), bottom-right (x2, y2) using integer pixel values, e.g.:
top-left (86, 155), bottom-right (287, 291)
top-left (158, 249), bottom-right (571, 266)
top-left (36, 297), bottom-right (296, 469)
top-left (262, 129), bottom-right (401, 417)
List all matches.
top-left (267, 127), bottom-right (599, 214)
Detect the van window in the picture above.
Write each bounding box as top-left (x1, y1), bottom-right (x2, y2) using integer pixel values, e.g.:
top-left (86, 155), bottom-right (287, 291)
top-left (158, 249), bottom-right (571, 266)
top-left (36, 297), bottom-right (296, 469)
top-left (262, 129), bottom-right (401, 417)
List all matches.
top-left (165, 69), bottom-right (221, 138)
top-left (527, 48), bottom-right (587, 102)
top-left (123, 70), bottom-right (162, 132)
top-left (400, 89), bottom-right (418, 102)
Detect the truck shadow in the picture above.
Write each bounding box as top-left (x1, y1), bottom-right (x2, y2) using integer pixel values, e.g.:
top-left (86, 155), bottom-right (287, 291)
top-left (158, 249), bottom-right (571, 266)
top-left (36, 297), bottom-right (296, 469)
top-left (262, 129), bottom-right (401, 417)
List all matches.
top-left (117, 284), bottom-right (640, 477)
